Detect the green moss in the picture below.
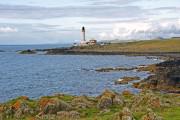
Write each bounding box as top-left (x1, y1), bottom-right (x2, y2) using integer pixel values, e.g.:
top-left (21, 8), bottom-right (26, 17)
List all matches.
top-left (41, 94), bottom-right (75, 102)
top-left (57, 95), bottom-right (75, 102)
top-left (156, 107), bottom-right (180, 120)
top-left (133, 112), bottom-right (146, 120)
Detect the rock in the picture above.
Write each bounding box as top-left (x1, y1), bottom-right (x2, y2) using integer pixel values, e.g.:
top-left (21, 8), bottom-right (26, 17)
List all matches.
top-left (113, 107), bottom-right (135, 120)
top-left (114, 95), bottom-right (124, 105)
top-left (0, 105), bottom-right (4, 112)
top-left (39, 98), bottom-right (72, 114)
top-left (115, 79), bottom-right (128, 85)
top-left (36, 114), bottom-right (57, 120)
top-left (131, 91), bottom-right (162, 112)
top-left (136, 60), bottom-right (180, 92)
top-left (122, 90), bottom-right (134, 96)
top-left (96, 67), bottom-right (137, 72)
top-left (141, 109), bottom-right (162, 120)
top-left (97, 89), bottom-right (124, 109)
top-left (57, 111), bottom-right (80, 120)
top-left (97, 89), bottom-right (116, 99)
top-left (12, 100), bottom-right (32, 118)
top-left (97, 96), bottom-right (113, 109)
top-left (137, 64), bottom-right (157, 73)
top-left (19, 96), bottom-right (29, 100)
top-left (115, 76), bottom-right (140, 85)
top-left (71, 96), bottom-right (94, 109)
top-left (132, 82), bottom-right (140, 88)
top-left (4, 107), bottom-right (14, 119)
top-left (19, 49), bottom-right (36, 54)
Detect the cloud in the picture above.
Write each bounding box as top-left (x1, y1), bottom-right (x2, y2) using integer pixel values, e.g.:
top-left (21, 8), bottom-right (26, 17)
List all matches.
top-left (0, 4), bottom-right (146, 19)
top-left (90, 0), bottom-right (138, 5)
top-left (99, 19), bottom-right (180, 40)
top-left (0, 27), bottom-right (18, 33)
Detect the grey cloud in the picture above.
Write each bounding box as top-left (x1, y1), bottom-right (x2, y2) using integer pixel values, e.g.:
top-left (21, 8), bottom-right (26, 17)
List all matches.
top-left (90, 0), bottom-right (139, 5)
top-left (0, 4), bottom-right (146, 19)
top-left (0, 23), bottom-right (78, 33)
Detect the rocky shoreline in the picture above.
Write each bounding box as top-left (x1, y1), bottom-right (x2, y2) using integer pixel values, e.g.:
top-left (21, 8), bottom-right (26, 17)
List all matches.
top-left (133, 58), bottom-right (180, 93)
top-left (0, 89), bottom-right (179, 120)
top-left (12, 44), bottom-right (180, 119)
top-left (0, 57), bottom-right (180, 119)
top-left (18, 46), bottom-right (180, 56)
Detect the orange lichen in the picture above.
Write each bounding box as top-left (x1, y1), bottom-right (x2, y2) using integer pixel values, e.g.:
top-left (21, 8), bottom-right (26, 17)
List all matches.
top-left (122, 90), bottom-right (133, 96)
top-left (20, 96), bottom-right (29, 100)
top-left (38, 98), bottom-right (56, 110)
top-left (12, 100), bottom-right (21, 110)
top-left (0, 105), bottom-right (4, 112)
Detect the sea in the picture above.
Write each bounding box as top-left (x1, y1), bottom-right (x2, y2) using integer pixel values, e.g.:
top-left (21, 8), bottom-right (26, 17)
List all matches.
top-left (0, 44), bottom-right (162, 102)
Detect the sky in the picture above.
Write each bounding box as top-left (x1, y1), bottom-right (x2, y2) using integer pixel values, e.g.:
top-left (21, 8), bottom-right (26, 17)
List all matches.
top-left (0, 0), bottom-right (180, 44)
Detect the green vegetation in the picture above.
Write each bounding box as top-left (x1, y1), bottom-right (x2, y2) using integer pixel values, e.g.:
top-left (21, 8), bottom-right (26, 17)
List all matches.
top-left (0, 90), bottom-right (179, 120)
top-left (74, 39), bottom-right (180, 53)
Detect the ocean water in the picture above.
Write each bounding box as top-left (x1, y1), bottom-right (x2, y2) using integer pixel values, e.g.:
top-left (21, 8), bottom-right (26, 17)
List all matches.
top-left (0, 45), bottom-right (161, 102)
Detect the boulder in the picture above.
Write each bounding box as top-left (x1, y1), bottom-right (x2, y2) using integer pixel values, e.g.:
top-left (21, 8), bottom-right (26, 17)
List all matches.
top-left (71, 96), bottom-right (94, 109)
top-left (97, 96), bottom-right (113, 109)
top-left (113, 107), bottom-right (135, 120)
top-left (122, 90), bottom-right (134, 96)
top-left (97, 89), bottom-right (124, 109)
top-left (39, 98), bottom-right (72, 114)
top-left (141, 109), bottom-right (162, 120)
top-left (57, 111), bottom-right (80, 120)
top-left (12, 100), bottom-right (32, 118)
top-left (131, 91), bottom-right (162, 112)
top-left (115, 77), bottom-right (140, 85)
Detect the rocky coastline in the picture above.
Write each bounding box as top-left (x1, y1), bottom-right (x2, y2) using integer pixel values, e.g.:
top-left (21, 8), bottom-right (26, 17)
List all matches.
top-left (133, 58), bottom-right (180, 93)
top-left (0, 56), bottom-right (180, 120)
top-left (11, 40), bottom-right (180, 119)
top-left (0, 89), bottom-right (179, 120)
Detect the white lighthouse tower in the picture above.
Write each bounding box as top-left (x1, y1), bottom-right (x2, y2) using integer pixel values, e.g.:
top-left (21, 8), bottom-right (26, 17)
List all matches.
top-left (82, 26), bottom-right (86, 41)
top-left (80, 26), bottom-right (87, 45)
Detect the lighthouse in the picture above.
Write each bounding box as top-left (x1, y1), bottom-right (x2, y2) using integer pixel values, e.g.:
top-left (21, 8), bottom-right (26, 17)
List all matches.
top-left (82, 26), bottom-right (86, 42)
top-left (79, 26), bottom-right (97, 46)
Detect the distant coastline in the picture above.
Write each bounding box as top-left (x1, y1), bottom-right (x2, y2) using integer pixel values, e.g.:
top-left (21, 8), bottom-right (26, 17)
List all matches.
top-left (18, 39), bottom-right (180, 57)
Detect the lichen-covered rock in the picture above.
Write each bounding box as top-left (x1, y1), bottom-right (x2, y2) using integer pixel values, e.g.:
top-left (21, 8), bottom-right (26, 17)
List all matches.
top-left (122, 90), bottom-right (134, 96)
top-left (115, 77), bottom-right (140, 85)
top-left (0, 104), bottom-right (4, 113)
top-left (97, 89), bottom-right (116, 99)
top-left (113, 107), bottom-right (135, 120)
top-left (141, 109), bottom-right (162, 120)
top-left (97, 89), bottom-right (124, 109)
top-left (57, 111), bottom-right (80, 120)
top-left (39, 98), bottom-right (72, 114)
top-left (12, 100), bottom-right (32, 118)
top-left (71, 96), bottom-right (94, 109)
top-left (131, 91), bottom-right (162, 112)
top-left (97, 96), bottom-right (113, 109)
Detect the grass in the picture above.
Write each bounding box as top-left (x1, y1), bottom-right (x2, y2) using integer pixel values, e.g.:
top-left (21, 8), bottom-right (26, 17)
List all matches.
top-left (1, 91), bottom-right (180, 120)
top-left (75, 39), bottom-right (180, 53)
top-left (156, 107), bottom-right (180, 120)
top-left (79, 105), bottom-right (123, 120)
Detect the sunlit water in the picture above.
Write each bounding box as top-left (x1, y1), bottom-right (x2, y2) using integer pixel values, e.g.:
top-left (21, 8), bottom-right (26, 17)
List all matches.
top-left (0, 45), bottom-right (161, 102)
